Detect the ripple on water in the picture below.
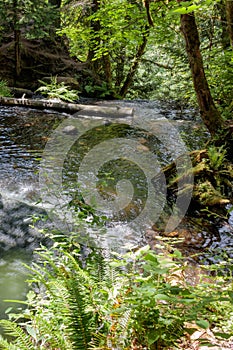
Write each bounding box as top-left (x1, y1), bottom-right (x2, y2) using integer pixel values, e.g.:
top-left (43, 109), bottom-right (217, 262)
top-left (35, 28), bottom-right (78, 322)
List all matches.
top-left (0, 103), bottom-right (231, 275)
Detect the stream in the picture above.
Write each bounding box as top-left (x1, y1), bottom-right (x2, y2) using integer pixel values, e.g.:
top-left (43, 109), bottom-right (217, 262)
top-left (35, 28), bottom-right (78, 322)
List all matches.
top-left (0, 100), bottom-right (232, 319)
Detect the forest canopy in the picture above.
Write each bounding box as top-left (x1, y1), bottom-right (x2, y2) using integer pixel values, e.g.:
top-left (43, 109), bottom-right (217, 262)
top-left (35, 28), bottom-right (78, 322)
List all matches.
top-left (0, 0), bottom-right (232, 158)
top-left (0, 0), bottom-right (232, 107)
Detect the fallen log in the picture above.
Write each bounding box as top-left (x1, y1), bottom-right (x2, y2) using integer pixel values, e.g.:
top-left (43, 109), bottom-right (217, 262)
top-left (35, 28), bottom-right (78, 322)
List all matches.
top-left (0, 97), bottom-right (134, 118)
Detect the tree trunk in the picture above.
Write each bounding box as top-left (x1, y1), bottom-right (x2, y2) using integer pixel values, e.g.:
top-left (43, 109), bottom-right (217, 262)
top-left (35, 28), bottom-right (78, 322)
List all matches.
top-left (226, 0), bottom-right (233, 48)
top-left (13, 0), bottom-right (21, 82)
top-left (14, 29), bottom-right (21, 80)
top-left (87, 0), bottom-right (102, 73)
top-left (102, 53), bottom-right (112, 90)
top-left (115, 45), bottom-right (126, 88)
top-left (119, 29), bottom-right (148, 98)
top-left (180, 12), bottom-right (224, 136)
top-left (216, 0), bottom-right (230, 49)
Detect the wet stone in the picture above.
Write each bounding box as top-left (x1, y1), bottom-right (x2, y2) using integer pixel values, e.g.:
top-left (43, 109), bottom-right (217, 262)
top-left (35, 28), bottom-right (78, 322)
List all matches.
top-left (0, 198), bottom-right (50, 252)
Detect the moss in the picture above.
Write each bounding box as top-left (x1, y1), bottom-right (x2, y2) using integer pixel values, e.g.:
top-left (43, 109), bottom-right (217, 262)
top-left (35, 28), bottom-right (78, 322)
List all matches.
top-left (163, 148), bottom-right (232, 218)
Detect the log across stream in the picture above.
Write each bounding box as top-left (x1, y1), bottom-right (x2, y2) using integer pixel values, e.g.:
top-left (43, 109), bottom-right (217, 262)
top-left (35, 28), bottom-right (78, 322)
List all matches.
top-left (0, 97), bottom-right (134, 118)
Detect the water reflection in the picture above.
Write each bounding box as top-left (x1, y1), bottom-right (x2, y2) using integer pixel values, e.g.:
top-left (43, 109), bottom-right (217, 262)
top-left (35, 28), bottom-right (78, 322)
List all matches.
top-left (0, 249), bottom-right (31, 319)
top-left (0, 101), bottom-right (231, 316)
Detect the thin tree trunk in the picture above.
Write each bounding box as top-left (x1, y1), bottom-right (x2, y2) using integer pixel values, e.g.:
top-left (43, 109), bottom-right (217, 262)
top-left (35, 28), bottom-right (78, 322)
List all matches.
top-left (180, 12), bottom-right (224, 136)
top-left (216, 0), bottom-right (230, 49)
top-left (103, 53), bottom-right (112, 89)
top-left (13, 0), bottom-right (21, 81)
top-left (14, 29), bottom-right (21, 79)
top-left (87, 0), bottom-right (100, 65)
top-left (115, 45), bottom-right (126, 88)
top-left (86, 0), bottom-right (104, 84)
top-left (119, 30), bottom-right (148, 98)
top-left (226, 0), bottom-right (233, 48)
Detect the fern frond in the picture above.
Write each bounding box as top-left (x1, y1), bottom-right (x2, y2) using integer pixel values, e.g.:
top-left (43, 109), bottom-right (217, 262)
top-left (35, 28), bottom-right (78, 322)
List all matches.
top-left (38, 274), bottom-right (94, 349)
top-left (60, 278), bottom-right (94, 350)
top-left (31, 314), bottom-right (73, 350)
top-left (35, 86), bottom-right (48, 92)
top-left (119, 309), bottom-right (131, 332)
top-left (88, 332), bottom-right (111, 350)
top-left (86, 249), bottom-right (118, 286)
top-left (0, 334), bottom-right (18, 350)
top-left (0, 320), bottom-right (35, 350)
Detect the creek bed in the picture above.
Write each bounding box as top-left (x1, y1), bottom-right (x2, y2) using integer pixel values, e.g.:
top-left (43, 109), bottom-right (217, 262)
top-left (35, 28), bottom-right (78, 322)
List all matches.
top-left (0, 101), bottom-right (231, 318)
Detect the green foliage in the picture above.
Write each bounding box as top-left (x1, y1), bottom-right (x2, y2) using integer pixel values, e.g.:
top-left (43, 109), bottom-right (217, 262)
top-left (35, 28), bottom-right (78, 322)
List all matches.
top-left (128, 40), bottom-right (194, 103)
top-left (205, 48), bottom-right (233, 118)
top-left (123, 0), bottom-right (233, 107)
top-left (0, 321), bottom-right (35, 350)
top-left (207, 145), bottom-right (227, 170)
top-left (59, 0), bottom-right (154, 97)
top-left (0, 0), bottom-right (231, 106)
top-left (189, 147), bottom-right (232, 214)
top-left (0, 80), bottom-right (12, 97)
top-left (0, 235), bottom-right (233, 349)
top-left (0, 0), bottom-right (58, 39)
top-left (84, 82), bottom-right (116, 98)
top-left (36, 76), bottom-right (79, 102)
top-left (172, 4), bottom-right (200, 15)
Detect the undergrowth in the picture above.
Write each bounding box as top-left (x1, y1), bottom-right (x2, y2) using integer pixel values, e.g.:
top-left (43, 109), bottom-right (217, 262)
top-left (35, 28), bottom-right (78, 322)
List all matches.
top-left (0, 231), bottom-right (232, 349)
top-left (36, 76), bottom-right (79, 102)
top-left (0, 80), bottom-right (12, 97)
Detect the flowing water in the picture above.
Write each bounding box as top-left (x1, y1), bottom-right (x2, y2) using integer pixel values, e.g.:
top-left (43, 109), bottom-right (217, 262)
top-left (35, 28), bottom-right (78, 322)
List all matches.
top-left (0, 100), bottom-right (232, 318)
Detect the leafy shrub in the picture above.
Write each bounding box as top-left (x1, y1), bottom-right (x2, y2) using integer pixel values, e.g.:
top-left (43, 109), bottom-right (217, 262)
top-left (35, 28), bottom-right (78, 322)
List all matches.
top-left (0, 80), bottom-right (12, 97)
top-left (36, 76), bottom-right (79, 102)
top-left (0, 234), bottom-right (232, 350)
top-left (207, 145), bottom-right (227, 171)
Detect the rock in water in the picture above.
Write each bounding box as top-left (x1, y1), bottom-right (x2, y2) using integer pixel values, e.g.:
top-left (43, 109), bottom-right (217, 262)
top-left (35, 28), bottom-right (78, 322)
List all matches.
top-left (0, 197), bottom-right (49, 251)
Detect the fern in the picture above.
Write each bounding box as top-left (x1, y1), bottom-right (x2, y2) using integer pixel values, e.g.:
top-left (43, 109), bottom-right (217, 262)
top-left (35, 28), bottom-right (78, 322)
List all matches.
top-left (31, 261), bottom-right (96, 348)
top-left (36, 252), bottom-right (96, 349)
top-left (207, 145), bottom-right (227, 170)
top-left (0, 80), bottom-right (12, 97)
top-left (0, 335), bottom-right (19, 350)
top-left (118, 309), bottom-right (131, 336)
top-left (0, 321), bottom-right (35, 350)
top-left (62, 279), bottom-right (93, 349)
top-left (31, 313), bottom-right (74, 350)
top-left (36, 76), bottom-right (79, 102)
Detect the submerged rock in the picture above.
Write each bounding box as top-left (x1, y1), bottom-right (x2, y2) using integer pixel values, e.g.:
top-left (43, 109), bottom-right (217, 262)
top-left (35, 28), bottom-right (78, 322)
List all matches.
top-left (0, 196), bottom-right (50, 252)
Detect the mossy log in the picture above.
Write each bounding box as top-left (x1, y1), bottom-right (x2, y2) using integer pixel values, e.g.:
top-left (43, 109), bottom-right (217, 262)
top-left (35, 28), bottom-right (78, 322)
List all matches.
top-left (163, 149), bottom-right (232, 210)
top-left (0, 97), bottom-right (134, 118)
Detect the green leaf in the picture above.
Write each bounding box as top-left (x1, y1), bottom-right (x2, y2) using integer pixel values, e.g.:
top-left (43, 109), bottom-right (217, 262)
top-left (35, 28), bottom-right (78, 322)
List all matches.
top-left (25, 326), bottom-right (37, 341)
top-left (172, 5), bottom-right (200, 14)
top-left (172, 250), bottom-right (183, 258)
top-left (154, 294), bottom-right (170, 301)
top-left (195, 319), bottom-right (210, 329)
top-left (214, 332), bottom-right (232, 340)
top-left (147, 331), bottom-right (160, 345)
top-left (144, 252), bottom-right (159, 264)
top-left (228, 291), bottom-right (233, 301)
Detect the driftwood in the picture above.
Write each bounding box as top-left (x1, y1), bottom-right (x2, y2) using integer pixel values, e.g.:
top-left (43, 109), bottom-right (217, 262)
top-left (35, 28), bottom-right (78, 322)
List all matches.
top-left (0, 97), bottom-right (134, 118)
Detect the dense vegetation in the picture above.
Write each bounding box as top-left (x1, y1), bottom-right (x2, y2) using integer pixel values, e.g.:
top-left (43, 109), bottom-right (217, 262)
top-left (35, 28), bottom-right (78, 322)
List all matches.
top-left (0, 232), bottom-right (233, 349)
top-left (0, 0), bottom-right (232, 349)
top-left (0, 0), bottom-right (232, 106)
top-left (0, 0), bottom-right (232, 145)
